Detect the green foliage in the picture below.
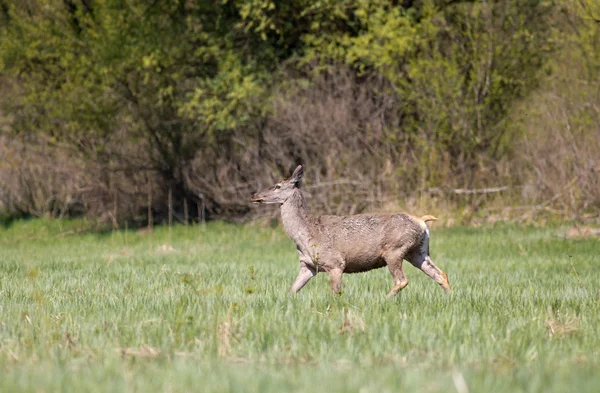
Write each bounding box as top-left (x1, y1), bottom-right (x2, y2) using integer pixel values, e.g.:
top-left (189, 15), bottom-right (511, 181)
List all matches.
top-left (303, 0), bottom-right (556, 161)
top-left (0, 0), bottom-right (557, 146)
top-left (0, 0), bottom-right (270, 151)
top-left (0, 220), bottom-right (599, 392)
top-left (564, 0), bottom-right (600, 80)
top-left (3, 0), bottom-right (555, 158)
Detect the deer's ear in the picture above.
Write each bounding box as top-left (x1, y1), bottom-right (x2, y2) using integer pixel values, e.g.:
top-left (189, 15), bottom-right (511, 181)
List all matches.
top-left (290, 165), bottom-right (304, 183)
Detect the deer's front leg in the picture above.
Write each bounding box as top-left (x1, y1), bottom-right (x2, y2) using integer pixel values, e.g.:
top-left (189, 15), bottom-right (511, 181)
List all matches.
top-left (328, 268), bottom-right (343, 295)
top-left (289, 265), bottom-right (316, 293)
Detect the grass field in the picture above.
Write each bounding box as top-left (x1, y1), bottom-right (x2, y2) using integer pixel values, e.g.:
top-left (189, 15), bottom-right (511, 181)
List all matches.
top-left (0, 219), bottom-right (599, 393)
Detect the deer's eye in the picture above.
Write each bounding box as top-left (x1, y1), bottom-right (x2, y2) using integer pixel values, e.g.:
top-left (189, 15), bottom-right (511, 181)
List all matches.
top-left (274, 184), bottom-right (281, 190)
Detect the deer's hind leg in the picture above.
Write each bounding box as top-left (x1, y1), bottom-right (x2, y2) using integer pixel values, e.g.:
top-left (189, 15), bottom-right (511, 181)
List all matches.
top-left (405, 230), bottom-right (451, 292)
top-left (383, 246), bottom-right (410, 297)
top-left (406, 251), bottom-right (451, 292)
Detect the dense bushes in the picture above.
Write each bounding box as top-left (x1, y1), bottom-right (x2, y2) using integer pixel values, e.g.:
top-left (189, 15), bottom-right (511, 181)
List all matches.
top-left (0, 0), bottom-right (598, 225)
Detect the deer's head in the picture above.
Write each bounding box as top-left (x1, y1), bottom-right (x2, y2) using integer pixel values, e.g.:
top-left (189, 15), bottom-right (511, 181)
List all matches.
top-left (251, 165), bottom-right (304, 205)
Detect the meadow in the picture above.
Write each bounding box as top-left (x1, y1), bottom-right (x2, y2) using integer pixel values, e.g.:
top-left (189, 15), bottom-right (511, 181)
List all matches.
top-left (0, 219), bottom-right (598, 393)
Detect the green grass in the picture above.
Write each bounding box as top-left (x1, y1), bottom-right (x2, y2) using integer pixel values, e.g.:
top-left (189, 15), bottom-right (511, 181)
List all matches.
top-left (0, 219), bottom-right (599, 393)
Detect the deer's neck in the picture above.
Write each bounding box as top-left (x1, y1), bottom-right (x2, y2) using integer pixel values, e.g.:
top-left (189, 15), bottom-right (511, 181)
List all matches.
top-left (280, 189), bottom-right (312, 252)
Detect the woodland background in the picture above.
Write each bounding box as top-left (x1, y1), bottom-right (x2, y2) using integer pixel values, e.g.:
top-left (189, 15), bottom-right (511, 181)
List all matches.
top-left (0, 0), bottom-right (598, 226)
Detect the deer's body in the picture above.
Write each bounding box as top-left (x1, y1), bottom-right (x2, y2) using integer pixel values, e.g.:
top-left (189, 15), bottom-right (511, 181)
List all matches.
top-left (252, 166), bottom-right (451, 296)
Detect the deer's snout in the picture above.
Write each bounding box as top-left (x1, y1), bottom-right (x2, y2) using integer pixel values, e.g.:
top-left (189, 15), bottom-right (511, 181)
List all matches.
top-left (251, 193), bottom-right (263, 204)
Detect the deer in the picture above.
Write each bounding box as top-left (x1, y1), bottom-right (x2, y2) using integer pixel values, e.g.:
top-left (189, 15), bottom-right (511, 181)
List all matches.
top-left (251, 165), bottom-right (451, 296)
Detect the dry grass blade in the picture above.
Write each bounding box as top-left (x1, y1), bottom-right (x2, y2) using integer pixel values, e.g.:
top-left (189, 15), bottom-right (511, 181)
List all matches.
top-left (65, 331), bottom-right (77, 350)
top-left (546, 307), bottom-right (581, 339)
top-left (565, 226), bottom-right (600, 239)
top-left (218, 304), bottom-right (240, 358)
top-left (218, 320), bottom-right (232, 357)
top-left (119, 345), bottom-right (160, 359)
top-left (338, 309), bottom-right (366, 335)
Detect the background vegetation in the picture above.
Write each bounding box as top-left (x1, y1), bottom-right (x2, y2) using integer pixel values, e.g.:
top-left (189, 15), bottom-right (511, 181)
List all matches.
top-left (0, 0), bottom-right (598, 225)
top-left (0, 219), bottom-right (598, 392)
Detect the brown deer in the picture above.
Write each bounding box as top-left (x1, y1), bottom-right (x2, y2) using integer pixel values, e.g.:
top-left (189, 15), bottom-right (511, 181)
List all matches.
top-left (251, 165), bottom-right (451, 296)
